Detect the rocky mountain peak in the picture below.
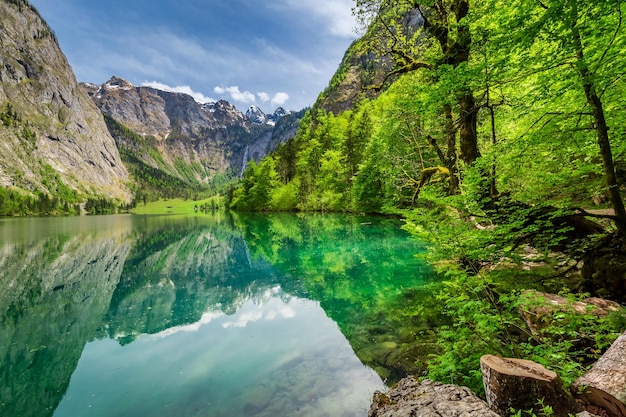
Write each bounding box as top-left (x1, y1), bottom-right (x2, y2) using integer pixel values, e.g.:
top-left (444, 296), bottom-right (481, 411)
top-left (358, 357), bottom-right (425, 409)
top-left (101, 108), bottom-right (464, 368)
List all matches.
top-left (245, 105), bottom-right (292, 126)
top-left (202, 100), bottom-right (246, 126)
top-left (84, 77), bottom-right (260, 140)
top-left (104, 76), bottom-right (135, 91)
top-left (246, 105), bottom-right (267, 125)
top-left (268, 107), bottom-right (291, 124)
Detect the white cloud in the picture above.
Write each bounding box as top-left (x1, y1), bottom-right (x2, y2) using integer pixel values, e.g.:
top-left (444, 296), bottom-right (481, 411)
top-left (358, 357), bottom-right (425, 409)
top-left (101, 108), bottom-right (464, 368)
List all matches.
top-left (141, 81), bottom-right (215, 104)
top-left (40, 3), bottom-right (356, 112)
top-left (213, 85), bottom-right (256, 104)
top-left (221, 295), bottom-right (296, 329)
top-left (271, 92), bottom-right (290, 107)
top-left (222, 309), bottom-right (263, 329)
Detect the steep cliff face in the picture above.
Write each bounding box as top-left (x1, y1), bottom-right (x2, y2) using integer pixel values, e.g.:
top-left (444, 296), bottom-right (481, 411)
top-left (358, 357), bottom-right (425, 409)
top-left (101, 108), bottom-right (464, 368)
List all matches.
top-left (0, 1), bottom-right (130, 201)
top-left (316, 9), bottom-right (423, 115)
top-left (84, 77), bottom-right (304, 189)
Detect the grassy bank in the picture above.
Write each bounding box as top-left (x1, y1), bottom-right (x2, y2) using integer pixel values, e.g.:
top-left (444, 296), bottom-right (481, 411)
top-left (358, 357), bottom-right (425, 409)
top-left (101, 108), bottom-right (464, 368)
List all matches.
top-left (130, 196), bottom-right (225, 215)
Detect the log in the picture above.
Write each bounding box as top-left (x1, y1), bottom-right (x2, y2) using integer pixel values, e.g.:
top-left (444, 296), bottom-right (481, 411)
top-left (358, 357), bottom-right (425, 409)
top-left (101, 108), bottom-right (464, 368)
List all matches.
top-left (572, 331), bottom-right (626, 417)
top-left (519, 290), bottom-right (622, 336)
top-left (481, 355), bottom-right (582, 417)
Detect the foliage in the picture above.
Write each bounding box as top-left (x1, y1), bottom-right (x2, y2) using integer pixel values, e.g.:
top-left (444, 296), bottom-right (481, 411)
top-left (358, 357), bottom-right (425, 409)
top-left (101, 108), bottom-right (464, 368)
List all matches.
top-left (403, 190), bottom-right (626, 394)
top-left (0, 185), bottom-right (83, 216)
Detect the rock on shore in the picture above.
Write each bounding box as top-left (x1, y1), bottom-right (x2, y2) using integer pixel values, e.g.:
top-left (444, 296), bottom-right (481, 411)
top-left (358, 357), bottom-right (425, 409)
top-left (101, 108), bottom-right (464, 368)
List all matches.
top-left (368, 377), bottom-right (499, 417)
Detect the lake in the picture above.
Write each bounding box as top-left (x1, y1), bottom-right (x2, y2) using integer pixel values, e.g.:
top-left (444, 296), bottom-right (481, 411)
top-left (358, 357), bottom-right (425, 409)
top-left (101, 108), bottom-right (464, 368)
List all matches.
top-left (0, 212), bottom-right (440, 417)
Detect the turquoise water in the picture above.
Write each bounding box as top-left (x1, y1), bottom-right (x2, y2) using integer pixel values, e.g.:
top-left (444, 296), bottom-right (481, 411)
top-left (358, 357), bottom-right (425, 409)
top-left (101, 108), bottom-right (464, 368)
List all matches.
top-left (0, 212), bottom-right (438, 417)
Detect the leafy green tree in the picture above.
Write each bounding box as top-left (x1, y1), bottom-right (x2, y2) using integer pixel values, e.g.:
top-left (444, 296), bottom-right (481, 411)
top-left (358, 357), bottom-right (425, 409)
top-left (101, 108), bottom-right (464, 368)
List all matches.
top-left (343, 106), bottom-right (373, 180)
top-left (230, 158), bottom-right (280, 211)
top-left (490, 0), bottom-right (626, 233)
top-left (316, 149), bottom-right (349, 211)
top-left (353, 0), bottom-right (481, 186)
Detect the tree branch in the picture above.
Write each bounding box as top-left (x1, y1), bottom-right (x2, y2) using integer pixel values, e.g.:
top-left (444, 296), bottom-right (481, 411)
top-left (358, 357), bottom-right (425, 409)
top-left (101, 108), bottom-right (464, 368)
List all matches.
top-left (573, 207), bottom-right (618, 221)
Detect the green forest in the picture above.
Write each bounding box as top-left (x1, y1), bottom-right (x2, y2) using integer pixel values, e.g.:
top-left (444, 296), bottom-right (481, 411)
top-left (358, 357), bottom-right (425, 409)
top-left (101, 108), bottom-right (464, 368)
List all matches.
top-left (230, 0), bottom-right (626, 397)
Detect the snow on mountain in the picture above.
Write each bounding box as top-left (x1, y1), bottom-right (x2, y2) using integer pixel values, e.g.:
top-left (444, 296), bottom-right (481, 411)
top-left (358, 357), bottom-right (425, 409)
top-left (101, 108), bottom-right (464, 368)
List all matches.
top-left (268, 107), bottom-right (291, 124)
top-left (245, 105), bottom-right (292, 126)
top-left (246, 105), bottom-right (267, 125)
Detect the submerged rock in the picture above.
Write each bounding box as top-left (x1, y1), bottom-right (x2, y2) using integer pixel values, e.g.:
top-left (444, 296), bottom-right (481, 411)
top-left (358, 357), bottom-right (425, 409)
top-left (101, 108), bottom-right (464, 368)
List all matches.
top-left (368, 376), bottom-right (498, 417)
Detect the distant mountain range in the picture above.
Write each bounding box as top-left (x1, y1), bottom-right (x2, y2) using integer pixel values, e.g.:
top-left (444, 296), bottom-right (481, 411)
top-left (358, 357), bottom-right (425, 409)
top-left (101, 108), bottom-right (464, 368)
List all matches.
top-left (0, 0), bottom-right (391, 208)
top-left (81, 76), bottom-right (303, 200)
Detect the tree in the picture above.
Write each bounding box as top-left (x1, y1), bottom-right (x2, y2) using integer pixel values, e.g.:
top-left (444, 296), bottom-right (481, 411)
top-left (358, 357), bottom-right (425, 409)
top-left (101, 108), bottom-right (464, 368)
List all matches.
top-left (353, 0), bottom-right (481, 195)
top-left (487, 0), bottom-right (626, 233)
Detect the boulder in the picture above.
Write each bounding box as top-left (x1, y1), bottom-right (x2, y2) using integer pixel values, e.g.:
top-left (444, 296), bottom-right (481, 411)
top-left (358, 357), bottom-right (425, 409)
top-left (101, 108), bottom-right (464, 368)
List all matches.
top-left (369, 376), bottom-right (498, 417)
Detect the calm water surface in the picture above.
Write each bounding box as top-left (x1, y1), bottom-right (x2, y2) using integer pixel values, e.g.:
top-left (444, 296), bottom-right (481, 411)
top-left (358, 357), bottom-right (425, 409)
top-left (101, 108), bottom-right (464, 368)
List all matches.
top-left (0, 212), bottom-right (439, 417)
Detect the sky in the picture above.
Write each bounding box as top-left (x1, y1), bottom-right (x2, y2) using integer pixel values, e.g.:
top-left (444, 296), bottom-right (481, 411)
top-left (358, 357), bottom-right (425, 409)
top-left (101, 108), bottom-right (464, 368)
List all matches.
top-left (29, 0), bottom-right (357, 113)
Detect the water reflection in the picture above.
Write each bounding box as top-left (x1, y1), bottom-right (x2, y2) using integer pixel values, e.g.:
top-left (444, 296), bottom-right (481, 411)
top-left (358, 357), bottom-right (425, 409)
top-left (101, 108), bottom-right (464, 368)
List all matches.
top-left (0, 212), bottom-right (437, 417)
top-left (0, 215), bottom-right (134, 417)
top-left (56, 292), bottom-right (379, 417)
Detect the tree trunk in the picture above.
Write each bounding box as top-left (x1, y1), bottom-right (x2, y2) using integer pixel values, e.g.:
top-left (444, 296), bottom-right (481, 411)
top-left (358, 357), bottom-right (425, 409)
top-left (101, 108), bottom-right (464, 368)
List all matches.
top-left (571, 2), bottom-right (626, 235)
top-left (481, 355), bottom-right (582, 417)
top-left (444, 103), bottom-right (460, 195)
top-left (519, 290), bottom-right (622, 336)
top-left (458, 91), bottom-right (480, 165)
top-left (571, 331), bottom-right (626, 417)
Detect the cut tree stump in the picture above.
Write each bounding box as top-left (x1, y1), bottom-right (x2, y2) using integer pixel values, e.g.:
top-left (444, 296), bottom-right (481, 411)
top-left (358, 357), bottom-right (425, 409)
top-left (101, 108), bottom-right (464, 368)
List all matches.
top-left (481, 355), bottom-right (582, 417)
top-left (572, 331), bottom-right (626, 417)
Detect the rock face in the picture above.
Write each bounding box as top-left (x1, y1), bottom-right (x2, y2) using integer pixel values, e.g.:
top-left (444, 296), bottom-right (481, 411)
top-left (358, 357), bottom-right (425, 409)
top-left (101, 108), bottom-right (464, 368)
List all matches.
top-left (317, 9), bottom-right (424, 115)
top-left (83, 77), bottom-right (248, 139)
top-left (0, 1), bottom-right (130, 201)
top-left (369, 377), bottom-right (499, 417)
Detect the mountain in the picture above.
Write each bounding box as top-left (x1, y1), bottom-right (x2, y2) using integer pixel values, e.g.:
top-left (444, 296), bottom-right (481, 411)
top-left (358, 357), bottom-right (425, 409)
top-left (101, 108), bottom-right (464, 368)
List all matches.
top-left (82, 76), bottom-right (303, 199)
top-left (82, 77), bottom-right (248, 138)
top-left (269, 107), bottom-right (291, 123)
top-left (316, 9), bottom-right (423, 115)
top-left (0, 0), bottom-right (131, 203)
top-left (245, 105), bottom-right (268, 125)
top-left (244, 105), bottom-right (292, 126)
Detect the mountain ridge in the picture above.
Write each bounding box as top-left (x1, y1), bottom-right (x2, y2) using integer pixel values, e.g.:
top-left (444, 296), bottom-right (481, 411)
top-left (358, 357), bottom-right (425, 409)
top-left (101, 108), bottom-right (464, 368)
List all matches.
top-left (81, 76), bottom-right (304, 201)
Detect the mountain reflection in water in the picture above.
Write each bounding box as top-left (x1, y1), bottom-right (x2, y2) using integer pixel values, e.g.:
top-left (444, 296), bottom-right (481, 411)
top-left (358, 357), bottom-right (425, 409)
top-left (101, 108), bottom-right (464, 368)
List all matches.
top-left (0, 212), bottom-right (438, 417)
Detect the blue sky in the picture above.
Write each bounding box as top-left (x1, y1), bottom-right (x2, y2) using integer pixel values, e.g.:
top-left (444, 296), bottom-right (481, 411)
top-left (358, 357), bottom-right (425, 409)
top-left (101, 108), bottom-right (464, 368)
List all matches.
top-left (29, 0), bottom-right (357, 112)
